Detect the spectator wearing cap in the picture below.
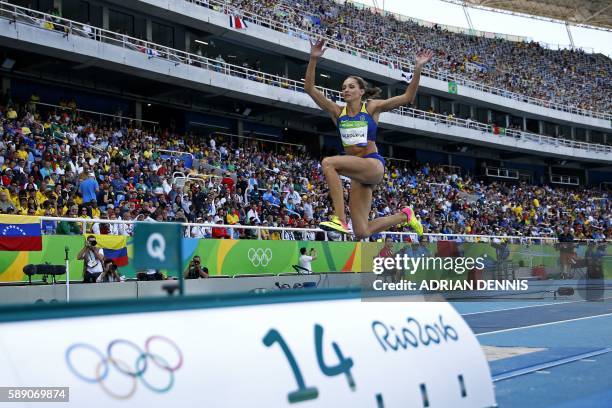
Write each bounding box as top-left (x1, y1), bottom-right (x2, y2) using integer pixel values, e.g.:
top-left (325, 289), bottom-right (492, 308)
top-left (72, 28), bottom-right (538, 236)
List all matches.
top-left (1, 168), bottom-right (13, 187)
top-left (191, 217), bottom-right (209, 238)
top-left (244, 216), bottom-right (259, 239)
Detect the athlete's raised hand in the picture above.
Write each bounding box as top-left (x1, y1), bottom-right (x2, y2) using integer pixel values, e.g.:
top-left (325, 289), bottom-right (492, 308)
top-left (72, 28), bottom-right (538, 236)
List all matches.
top-left (310, 38), bottom-right (327, 58)
top-left (415, 49), bottom-right (434, 68)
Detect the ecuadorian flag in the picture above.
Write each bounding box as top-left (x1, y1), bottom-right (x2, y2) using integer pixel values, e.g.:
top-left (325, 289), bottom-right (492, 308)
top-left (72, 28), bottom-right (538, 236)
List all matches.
top-left (89, 234), bottom-right (129, 267)
top-left (0, 215), bottom-right (42, 251)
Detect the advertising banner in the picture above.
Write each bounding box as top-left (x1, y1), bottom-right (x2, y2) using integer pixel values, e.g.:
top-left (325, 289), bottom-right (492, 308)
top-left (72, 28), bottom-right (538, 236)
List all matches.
top-left (1, 237), bottom-right (609, 284)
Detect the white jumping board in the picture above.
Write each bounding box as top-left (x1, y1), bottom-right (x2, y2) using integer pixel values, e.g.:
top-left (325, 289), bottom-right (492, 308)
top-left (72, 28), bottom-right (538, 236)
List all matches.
top-left (0, 295), bottom-right (495, 407)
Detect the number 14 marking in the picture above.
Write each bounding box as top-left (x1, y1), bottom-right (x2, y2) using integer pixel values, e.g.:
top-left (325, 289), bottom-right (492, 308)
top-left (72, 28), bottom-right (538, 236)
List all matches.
top-left (263, 324), bottom-right (355, 404)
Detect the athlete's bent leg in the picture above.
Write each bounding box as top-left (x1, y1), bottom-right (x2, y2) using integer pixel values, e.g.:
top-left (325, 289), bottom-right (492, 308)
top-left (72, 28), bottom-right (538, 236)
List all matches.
top-left (320, 156), bottom-right (384, 234)
top-left (347, 181), bottom-right (373, 239)
top-left (349, 183), bottom-right (404, 239)
top-left (350, 183), bottom-right (422, 239)
top-left (321, 156), bottom-right (347, 224)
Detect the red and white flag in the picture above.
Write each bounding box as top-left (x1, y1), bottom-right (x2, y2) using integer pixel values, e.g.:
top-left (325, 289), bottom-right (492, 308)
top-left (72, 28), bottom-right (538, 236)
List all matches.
top-left (229, 15), bottom-right (248, 30)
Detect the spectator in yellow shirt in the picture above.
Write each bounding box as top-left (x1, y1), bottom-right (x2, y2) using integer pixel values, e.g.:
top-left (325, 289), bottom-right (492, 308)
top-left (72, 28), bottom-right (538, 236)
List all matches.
top-left (226, 208), bottom-right (239, 225)
top-left (16, 197), bottom-right (28, 215)
top-left (36, 189), bottom-right (47, 204)
top-left (6, 107), bottom-right (17, 119)
top-left (16, 147), bottom-right (28, 161)
top-left (260, 220), bottom-right (271, 240)
top-left (89, 200), bottom-right (101, 219)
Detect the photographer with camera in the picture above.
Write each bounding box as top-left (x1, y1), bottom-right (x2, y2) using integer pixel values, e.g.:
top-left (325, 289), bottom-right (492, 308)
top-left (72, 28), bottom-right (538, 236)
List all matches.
top-left (298, 247), bottom-right (317, 274)
top-left (184, 255), bottom-right (209, 279)
top-left (96, 259), bottom-right (125, 283)
top-left (77, 235), bottom-right (105, 283)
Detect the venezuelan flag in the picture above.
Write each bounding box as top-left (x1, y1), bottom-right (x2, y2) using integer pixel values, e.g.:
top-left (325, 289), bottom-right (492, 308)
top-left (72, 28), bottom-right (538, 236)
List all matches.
top-left (0, 215), bottom-right (42, 251)
top-left (88, 234), bottom-right (129, 267)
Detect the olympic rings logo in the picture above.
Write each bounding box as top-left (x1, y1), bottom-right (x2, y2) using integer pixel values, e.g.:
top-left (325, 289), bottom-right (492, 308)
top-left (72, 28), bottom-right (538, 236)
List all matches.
top-left (248, 248), bottom-right (273, 267)
top-left (65, 336), bottom-right (183, 399)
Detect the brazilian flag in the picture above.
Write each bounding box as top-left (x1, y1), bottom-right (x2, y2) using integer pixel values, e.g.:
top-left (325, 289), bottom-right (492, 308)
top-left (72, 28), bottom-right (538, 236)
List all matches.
top-left (448, 81), bottom-right (458, 94)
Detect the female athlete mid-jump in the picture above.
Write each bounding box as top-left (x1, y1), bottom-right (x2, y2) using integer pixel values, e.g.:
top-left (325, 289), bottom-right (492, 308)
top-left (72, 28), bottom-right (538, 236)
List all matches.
top-left (305, 39), bottom-right (433, 239)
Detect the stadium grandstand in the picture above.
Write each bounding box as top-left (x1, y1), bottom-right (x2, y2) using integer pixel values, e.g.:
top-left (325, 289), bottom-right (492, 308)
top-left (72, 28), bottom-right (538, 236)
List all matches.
top-left (0, 1), bottom-right (610, 406)
top-left (0, 0), bottom-right (609, 240)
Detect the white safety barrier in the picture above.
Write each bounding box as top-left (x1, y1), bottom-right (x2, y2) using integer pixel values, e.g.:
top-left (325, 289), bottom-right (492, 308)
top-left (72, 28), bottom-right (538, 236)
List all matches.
top-left (0, 293), bottom-right (496, 407)
top-left (39, 216), bottom-right (573, 244)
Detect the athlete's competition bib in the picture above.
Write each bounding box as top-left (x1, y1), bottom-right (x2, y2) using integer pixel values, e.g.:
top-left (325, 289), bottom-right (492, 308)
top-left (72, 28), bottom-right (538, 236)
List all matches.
top-left (339, 119), bottom-right (368, 146)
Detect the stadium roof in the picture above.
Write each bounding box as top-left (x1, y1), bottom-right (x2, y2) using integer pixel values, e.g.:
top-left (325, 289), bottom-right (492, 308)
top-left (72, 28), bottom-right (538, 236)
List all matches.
top-left (446, 0), bottom-right (612, 31)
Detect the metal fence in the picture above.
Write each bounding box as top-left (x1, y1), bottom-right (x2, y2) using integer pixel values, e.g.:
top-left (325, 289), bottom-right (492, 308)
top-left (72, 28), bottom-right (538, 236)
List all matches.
top-left (38, 216), bottom-right (579, 245)
top-left (34, 101), bottom-right (159, 129)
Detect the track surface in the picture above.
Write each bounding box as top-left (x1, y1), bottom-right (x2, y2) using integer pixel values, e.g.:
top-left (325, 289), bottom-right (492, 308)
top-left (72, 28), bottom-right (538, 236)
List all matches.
top-left (454, 297), bottom-right (612, 407)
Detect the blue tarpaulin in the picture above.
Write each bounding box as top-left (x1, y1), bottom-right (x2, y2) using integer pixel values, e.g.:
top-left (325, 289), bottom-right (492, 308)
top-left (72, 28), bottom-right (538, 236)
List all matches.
top-left (160, 153), bottom-right (193, 168)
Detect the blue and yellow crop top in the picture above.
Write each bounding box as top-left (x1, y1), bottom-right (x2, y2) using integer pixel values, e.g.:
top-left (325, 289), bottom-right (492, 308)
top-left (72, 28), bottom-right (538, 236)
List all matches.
top-left (337, 102), bottom-right (378, 147)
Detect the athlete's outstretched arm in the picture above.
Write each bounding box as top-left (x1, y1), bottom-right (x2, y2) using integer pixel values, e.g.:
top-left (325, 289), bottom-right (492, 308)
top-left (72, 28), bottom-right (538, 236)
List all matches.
top-left (369, 50), bottom-right (434, 114)
top-left (304, 38), bottom-right (341, 121)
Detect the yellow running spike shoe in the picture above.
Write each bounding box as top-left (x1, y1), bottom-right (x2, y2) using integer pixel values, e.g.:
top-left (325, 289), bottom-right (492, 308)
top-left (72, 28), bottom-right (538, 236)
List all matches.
top-left (399, 207), bottom-right (423, 236)
top-left (319, 215), bottom-right (351, 234)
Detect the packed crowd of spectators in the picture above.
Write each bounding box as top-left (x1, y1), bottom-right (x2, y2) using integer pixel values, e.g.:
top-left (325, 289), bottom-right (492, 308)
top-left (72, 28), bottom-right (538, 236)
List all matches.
top-left (0, 98), bottom-right (609, 241)
top-left (218, 0), bottom-right (612, 113)
top-left (18, 1), bottom-right (612, 115)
